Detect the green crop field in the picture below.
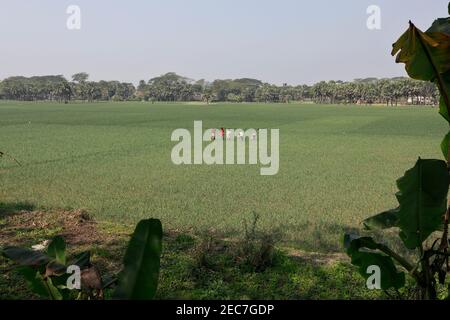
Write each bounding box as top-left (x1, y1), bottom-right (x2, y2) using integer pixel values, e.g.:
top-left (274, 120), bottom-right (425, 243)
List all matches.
top-left (0, 101), bottom-right (447, 253)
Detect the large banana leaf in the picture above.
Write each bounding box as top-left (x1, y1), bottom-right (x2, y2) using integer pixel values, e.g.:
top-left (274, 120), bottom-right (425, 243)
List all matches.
top-left (17, 266), bottom-right (63, 300)
top-left (366, 159), bottom-right (449, 250)
top-left (17, 267), bottom-right (51, 298)
top-left (2, 246), bottom-right (50, 267)
top-left (397, 159), bottom-right (449, 249)
top-left (344, 235), bottom-right (405, 290)
top-left (363, 209), bottom-right (399, 230)
top-left (438, 71), bottom-right (450, 122)
top-left (392, 19), bottom-right (450, 122)
top-left (441, 131), bottom-right (450, 161)
top-left (113, 219), bottom-right (163, 300)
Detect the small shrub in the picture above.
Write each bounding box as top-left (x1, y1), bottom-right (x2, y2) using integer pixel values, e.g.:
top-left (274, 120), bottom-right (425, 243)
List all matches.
top-left (234, 212), bottom-right (280, 272)
top-left (192, 232), bottom-right (224, 270)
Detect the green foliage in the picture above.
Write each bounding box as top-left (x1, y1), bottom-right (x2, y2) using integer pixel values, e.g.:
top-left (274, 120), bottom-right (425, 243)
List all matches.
top-left (364, 159), bottom-right (449, 249)
top-left (73, 251), bottom-right (91, 269)
top-left (235, 213), bottom-right (278, 272)
top-left (0, 71), bottom-right (440, 105)
top-left (392, 23), bottom-right (449, 82)
top-left (441, 131), bottom-right (450, 160)
top-left (392, 18), bottom-right (450, 122)
top-left (1, 218), bottom-right (163, 300)
top-left (2, 246), bottom-right (51, 267)
top-left (71, 72), bottom-right (89, 83)
top-left (344, 235), bottom-right (405, 290)
top-left (0, 214), bottom-right (389, 300)
top-left (162, 229), bottom-right (387, 299)
top-left (363, 210), bottom-right (399, 230)
top-left (0, 75), bottom-right (72, 102)
top-left (346, 3), bottom-right (450, 300)
top-left (396, 160), bottom-right (449, 249)
top-left (17, 267), bottom-right (50, 298)
top-left (2, 239), bottom-right (70, 299)
top-left (47, 236), bottom-right (66, 265)
top-left (113, 219), bottom-right (163, 300)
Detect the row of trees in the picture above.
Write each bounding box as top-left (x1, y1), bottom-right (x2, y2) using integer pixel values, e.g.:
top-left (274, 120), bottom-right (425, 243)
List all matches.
top-left (71, 72), bottom-right (136, 102)
top-left (0, 72), bottom-right (439, 106)
top-left (311, 78), bottom-right (438, 106)
top-left (0, 73), bottom-right (136, 102)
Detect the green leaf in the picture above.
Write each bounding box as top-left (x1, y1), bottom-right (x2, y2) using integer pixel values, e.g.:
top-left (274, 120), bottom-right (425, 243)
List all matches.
top-left (2, 246), bottom-right (50, 267)
top-left (427, 17), bottom-right (450, 34)
top-left (395, 159), bottom-right (449, 249)
top-left (17, 267), bottom-right (51, 298)
top-left (45, 260), bottom-right (67, 278)
top-left (363, 209), bottom-right (400, 230)
top-left (365, 160), bottom-right (449, 240)
top-left (46, 277), bottom-right (63, 300)
top-left (113, 219), bottom-right (163, 300)
top-left (350, 251), bottom-right (405, 290)
top-left (17, 266), bottom-right (64, 300)
top-left (47, 236), bottom-right (66, 265)
top-left (344, 234), bottom-right (380, 252)
top-left (344, 235), bottom-right (405, 290)
top-left (441, 131), bottom-right (450, 160)
top-left (392, 23), bottom-right (450, 80)
top-left (439, 71), bottom-right (450, 122)
top-left (392, 20), bottom-right (450, 123)
top-left (72, 251), bottom-right (91, 269)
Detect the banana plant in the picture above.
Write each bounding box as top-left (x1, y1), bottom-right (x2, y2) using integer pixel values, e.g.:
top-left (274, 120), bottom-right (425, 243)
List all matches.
top-left (2, 236), bottom-right (93, 299)
top-left (345, 3), bottom-right (450, 299)
top-left (113, 218), bottom-right (163, 300)
top-left (1, 218), bottom-right (163, 300)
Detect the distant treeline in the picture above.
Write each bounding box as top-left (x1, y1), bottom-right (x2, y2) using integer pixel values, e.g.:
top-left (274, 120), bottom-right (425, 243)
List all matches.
top-left (0, 72), bottom-right (439, 106)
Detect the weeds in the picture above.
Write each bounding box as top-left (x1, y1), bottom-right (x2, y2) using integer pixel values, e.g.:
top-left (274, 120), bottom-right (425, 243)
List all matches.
top-left (192, 213), bottom-right (280, 273)
top-left (234, 213), bottom-right (279, 272)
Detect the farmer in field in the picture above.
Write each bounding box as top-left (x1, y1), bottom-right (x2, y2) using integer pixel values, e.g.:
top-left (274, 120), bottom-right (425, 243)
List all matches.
top-left (226, 129), bottom-right (232, 140)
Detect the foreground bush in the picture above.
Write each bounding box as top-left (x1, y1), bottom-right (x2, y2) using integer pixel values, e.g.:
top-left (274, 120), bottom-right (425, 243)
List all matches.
top-left (1, 218), bottom-right (162, 300)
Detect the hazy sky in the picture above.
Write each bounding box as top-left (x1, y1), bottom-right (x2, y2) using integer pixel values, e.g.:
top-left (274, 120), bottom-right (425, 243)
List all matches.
top-left (0, 0), bottom-right (446, 85)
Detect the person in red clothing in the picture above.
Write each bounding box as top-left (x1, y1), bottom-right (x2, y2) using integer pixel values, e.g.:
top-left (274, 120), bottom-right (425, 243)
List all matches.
top-left (219, 127), bottom-right (225, 139)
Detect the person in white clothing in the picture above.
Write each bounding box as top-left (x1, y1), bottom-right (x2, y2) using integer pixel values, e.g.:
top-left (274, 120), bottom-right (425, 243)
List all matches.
top-left (226, 129), bottom-right (232, 140)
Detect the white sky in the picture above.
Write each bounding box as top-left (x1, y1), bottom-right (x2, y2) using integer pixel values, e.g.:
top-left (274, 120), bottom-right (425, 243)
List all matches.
top-left (0, 0), bottom-right (447, 85)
